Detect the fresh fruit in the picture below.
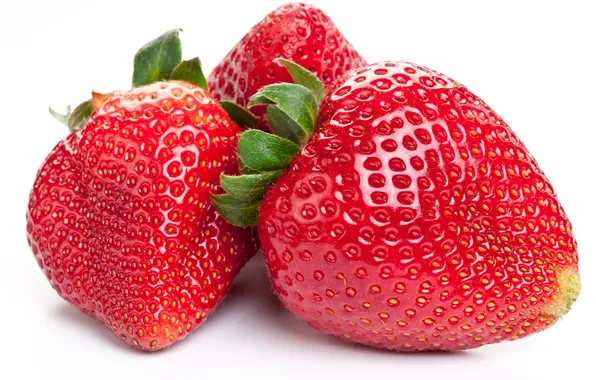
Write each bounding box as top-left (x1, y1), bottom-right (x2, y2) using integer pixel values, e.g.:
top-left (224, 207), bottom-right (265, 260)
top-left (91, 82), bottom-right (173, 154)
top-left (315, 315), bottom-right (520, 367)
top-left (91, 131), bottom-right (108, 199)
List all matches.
top-left (208, 2), bottom-right (366, 125)
top-left (26, 31), bottom-right (257, 351)
top-left (214, 61), bottom-right (581, 351)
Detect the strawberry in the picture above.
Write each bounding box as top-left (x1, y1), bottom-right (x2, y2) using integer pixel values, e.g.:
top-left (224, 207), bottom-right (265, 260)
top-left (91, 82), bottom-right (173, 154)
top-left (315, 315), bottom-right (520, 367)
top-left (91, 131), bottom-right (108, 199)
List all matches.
top-left (27, 31), bottom-right (257, 351)
top-left (213, 61), bottom-right (581, 351)
top-left (208, 2), bottom-right (366, 127)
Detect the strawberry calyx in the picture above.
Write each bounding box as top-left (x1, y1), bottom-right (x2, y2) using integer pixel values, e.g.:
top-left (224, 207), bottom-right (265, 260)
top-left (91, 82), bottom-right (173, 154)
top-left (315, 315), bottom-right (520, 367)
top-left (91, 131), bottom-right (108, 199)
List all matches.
top-left (49, 100), bottom-right (93, 132)
top-left (48, 29), bottom-right (243, 130)
top-left (212, 59), bottom-right (324, 226)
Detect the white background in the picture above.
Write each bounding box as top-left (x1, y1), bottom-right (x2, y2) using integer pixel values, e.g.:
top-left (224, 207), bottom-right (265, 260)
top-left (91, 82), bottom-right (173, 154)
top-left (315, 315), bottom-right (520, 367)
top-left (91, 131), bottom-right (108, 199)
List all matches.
top-left (1, 0), bottom-right (594, 379)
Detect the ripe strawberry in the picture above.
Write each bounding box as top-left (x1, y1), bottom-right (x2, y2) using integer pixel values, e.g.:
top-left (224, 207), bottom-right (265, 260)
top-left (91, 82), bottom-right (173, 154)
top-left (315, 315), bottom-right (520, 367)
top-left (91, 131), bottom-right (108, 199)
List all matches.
top-left (208, 3), bottom-right (366, 115)
top-left (214, 61), bottom-right (581, 351)
top-left (27, 32), bottom-right (257, 351)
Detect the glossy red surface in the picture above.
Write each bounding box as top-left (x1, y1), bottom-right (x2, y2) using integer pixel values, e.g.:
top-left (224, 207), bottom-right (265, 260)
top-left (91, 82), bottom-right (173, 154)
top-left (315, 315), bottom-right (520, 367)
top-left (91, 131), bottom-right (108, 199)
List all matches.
top-left (26, 81), bottom-right (257, 351)
top-left (208, 3), bottom-right (366, 108)
top-left (258, 62), bottom-right (579, 351)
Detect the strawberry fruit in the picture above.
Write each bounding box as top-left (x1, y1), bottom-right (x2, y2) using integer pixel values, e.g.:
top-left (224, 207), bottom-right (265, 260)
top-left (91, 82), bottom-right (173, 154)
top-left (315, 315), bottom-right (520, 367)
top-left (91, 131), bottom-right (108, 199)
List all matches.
top-left (27, 31), bottom-right (257, 351)
top-left (208, 2), bottom-right (366, 120)
top-left (214, 60), bottom-right (581, 351)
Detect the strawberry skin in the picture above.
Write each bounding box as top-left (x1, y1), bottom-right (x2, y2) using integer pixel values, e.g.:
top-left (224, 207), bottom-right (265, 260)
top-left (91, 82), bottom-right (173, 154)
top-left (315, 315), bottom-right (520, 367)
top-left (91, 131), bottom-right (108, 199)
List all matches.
top-left (27, 81), bottom-right (257, 350)
top-left (208, 2), bottom-right (366, 107)
top-left (256, 62), bottom-right (580, 351)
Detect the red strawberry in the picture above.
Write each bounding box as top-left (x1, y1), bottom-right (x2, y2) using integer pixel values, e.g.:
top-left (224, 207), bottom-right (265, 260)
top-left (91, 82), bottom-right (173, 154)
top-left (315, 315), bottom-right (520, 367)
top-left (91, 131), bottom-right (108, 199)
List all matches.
top-left (27, 31), bottom-right (257, 351)
top-left (208, 2), bottom-right (366, 123)
top-left (214, 61), bottom-right (581, 351)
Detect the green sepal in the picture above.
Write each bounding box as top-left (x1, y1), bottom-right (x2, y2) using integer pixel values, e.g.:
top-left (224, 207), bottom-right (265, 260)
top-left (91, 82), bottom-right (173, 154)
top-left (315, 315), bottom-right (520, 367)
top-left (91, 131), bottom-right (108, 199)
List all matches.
top-left (133, 29), bottom-right (182, 86)
top-left (212, 59), bottom-right (329, 228)
top-left (266, 105), bottom-right (307, 145)
top-left (67, 100), bottom-right (93, 131)
top-left (210, 194), bottom-right (260, 227)
top-left (249, 93), bottom-right (276, 105)
top-left (221, 170), bottom-right (283, 202)
top-left (276, 58), bottom-right (325, 104)
top-left (238, 130), bottom-right (299, 172)
top-left (248, 83), bottom-right (317, 140)
top-left (171, 57), bottom-right (207, 90)
top-left (220, 101), bottom-right (258, 129)
top-left (49, 106), bottom-right (70, 126)
top-left (49, 100), bottom-right (93, 131)
top-left (239, 161), bottom-right (261, 175)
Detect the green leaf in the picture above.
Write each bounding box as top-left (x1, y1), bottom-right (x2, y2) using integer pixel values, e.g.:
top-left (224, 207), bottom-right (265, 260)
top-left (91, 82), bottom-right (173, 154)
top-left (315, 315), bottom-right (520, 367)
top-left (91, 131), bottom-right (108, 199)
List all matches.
top-left (249, 93), bottom-right (276, 105)
top-left (133, 29), bottom-right (182, 87)
top-left (220, 101), bottom-right (258, 129)
top-left (248, 83), bottom-right (317, 140)
top-left (210, 194), bottom-right (260, 227)
top-left (239, 161), bottom-right (260, 175)
top-left (49, 106), bottom-right (70, 126)
top-left (171, 57), bottom-right (207, 90)
top-left (266, 105), bottom-right (307, 145)
top-left (221, 171), bottom-right (283, 202)
top-left (238, 130), bottom-right (299, 172)
top-left (67, 100), bottom-right (93, 131)
top-left (276, 58), bottom-right (325, 104)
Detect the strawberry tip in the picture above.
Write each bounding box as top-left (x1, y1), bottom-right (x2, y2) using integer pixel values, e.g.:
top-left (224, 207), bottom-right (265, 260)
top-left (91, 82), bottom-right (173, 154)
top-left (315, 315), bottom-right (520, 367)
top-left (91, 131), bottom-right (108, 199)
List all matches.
top-left (544, 267), bottom-right (581, 319)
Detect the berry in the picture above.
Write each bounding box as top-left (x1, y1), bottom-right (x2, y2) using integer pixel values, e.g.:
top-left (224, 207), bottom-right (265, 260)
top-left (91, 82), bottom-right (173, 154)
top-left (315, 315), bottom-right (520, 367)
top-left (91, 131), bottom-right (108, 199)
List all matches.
top-left (208, 3), bottom-right (366, 108)
top-left (215, 61), bottom-right (580, 351)
top-left (27, 81), bottom-right (257, 351)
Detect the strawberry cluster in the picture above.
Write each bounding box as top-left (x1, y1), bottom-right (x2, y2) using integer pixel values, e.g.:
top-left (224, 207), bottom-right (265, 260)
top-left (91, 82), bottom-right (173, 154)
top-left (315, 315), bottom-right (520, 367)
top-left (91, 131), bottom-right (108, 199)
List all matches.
top-left (27, 3), bottom-right (580, 352)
